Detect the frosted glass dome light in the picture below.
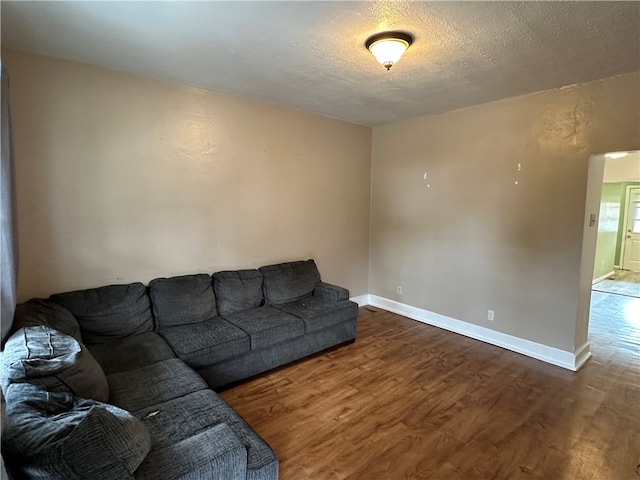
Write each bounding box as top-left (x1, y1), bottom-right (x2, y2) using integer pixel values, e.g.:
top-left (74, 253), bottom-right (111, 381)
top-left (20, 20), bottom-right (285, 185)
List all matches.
top-left (366, 32), bottom-right (413, 70)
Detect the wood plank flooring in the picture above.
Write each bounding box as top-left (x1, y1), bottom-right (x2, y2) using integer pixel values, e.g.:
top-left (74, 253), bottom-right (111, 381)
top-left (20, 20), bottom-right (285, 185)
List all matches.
top-left (220, 297), bottom-right (640, 480)
top-left (593, 270), bottom-right (640, 298)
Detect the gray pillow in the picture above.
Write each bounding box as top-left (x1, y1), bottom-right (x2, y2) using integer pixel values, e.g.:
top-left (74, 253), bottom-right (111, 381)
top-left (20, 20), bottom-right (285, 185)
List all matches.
top-left (1, 326), bottom-right (109, 402)
top-left (50, 283), bottom-right (153, 344)
top-left (2, 383), bottom-right (151, 480)
top-left (213, 269), bottom-right (264, 317)
top-left (259, 259), bottom-right (321, 305)
top-left (13, 299), bottom-right (82, 343)
top-left (149, 274), bottom-right (217, 328)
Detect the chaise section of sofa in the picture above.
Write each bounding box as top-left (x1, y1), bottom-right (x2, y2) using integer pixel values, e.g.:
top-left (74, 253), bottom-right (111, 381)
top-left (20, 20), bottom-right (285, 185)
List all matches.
top-left (2, 259), bottom-right (356, 479)
top-left (2, 286), bottom-right (278, 479)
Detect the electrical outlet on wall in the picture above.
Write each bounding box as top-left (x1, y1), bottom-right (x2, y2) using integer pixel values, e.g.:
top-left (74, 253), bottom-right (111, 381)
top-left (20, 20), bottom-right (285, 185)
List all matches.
top-left (397, 286), bottom-right (402, 295)
top-left (487, 310), bottom-right (495, 321)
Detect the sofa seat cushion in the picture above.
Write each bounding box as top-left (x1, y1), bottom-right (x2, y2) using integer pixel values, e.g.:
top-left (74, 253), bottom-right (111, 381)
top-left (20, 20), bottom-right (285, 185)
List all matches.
top-left (213, 269), bottom-right (264, 317)
top-left (135, 389), bottom-right (278, 480)
top-left (149, 274), bottom-right (217, 328)
top-left (158, 319), bottom-right (250, 368)
top-left (273, 297), bottom-right (359, 333)
top-left (13, 299), bottom-right (82, 343)
top-left (87, 332), bottom-right (176, 375)
top-left (1, 326), bottom-right (109, 402)
top-left (225, 306), bottom-right (305, 350)
top-left (2, 383), bottom-right (150, 480)
top-left (50, 283), bottom-right (153, 344)
top-left (259, 259), bottom-right (321, 305)
top-left (106, 358), bottom-right (207, 412)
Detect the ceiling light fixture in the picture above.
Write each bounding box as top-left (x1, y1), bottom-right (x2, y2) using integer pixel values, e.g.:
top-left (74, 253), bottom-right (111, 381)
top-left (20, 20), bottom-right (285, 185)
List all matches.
top-left (365, 31), bottom-right (413, 70)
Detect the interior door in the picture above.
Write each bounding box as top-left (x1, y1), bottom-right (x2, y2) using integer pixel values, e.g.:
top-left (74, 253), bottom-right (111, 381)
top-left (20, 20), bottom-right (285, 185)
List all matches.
top-left (622, 187), bottom-right (640, 271)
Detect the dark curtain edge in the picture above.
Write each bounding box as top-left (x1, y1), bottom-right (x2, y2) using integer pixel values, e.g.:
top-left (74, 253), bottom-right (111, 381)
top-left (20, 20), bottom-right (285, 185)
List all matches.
top-left (1, 61), bottom-right (18, 345)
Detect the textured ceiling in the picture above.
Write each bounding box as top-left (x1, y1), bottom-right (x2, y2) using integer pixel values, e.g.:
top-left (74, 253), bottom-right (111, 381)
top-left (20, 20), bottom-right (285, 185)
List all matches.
top-left (2, 1), bottom-right (639, 126)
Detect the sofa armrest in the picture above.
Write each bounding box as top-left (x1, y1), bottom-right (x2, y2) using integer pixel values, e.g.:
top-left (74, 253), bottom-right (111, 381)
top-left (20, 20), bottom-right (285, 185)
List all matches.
top-left (135, 423), bottom-right (247, 480)
top-left (313, 282), bottom-right (349, 302)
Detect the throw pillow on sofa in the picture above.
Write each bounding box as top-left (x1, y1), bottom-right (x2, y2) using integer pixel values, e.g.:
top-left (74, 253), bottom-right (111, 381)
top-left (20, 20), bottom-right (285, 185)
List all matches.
top-left (2, 383), bottom-right (151, 480)
top-left (149, 274), bottom-right (217, 328)
top-left (259, 259), bottom-right (321, 305)
top-left (13, 299), bottom-right (82, 343)
top-left (50, 283), bottom-right (154, 344)
top-left (1, 326), bottom-right (109, 402)
top-left (213, 269), bottom-right (264, 317)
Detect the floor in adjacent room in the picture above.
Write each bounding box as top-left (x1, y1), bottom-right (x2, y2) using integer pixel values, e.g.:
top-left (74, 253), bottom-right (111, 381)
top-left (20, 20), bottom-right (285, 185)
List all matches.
top-left (220, 284), bottom-right (640, 479)
top-left (593, 269), bottom-right (640, 298)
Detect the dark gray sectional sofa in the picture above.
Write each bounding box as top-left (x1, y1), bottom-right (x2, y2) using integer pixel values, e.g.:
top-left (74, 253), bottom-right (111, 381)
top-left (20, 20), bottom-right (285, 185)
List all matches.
top-left (0, 259), bottom-right (358, 479)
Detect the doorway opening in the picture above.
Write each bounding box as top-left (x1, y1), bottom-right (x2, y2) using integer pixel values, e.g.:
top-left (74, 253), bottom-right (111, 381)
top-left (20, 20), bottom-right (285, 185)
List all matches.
top-left (577, 150), bottom-right (640, 369)
top-left (592, 152), bottom-right (640, 285)
top-left (593, 182), bottom-right (640, 297)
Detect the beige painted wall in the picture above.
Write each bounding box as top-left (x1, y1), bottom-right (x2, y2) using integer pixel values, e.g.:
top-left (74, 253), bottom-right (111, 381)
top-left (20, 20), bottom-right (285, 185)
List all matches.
top-left (603, 151), bottom-right (640, 182)
top-left (5, 47), bottom-right (639, 359)
top-left (4, 49), bottom-right (372, 302)
top-left (371, 73), bottom-right (640, 352)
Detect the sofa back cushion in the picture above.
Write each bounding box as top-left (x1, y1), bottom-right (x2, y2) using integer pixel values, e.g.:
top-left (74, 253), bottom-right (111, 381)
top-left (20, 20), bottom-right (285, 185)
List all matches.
top-left (13, 299), bottom-right (82, 343)
top-left (259, 260), bottom-right (321, 305)
top-left (1, 326), bottom-right (109, 402)
top-left (149, 274), bottom-right (217, 328)
top-left (213, 270), bottom-right (264, 317)
top-left (50, 283), bottom-right (153, 344)
top-left (2, 383), bottom-right (151, 480)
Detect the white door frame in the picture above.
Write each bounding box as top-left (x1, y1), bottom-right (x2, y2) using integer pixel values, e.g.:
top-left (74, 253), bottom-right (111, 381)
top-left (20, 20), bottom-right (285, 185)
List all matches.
top-left (575, 154), bottom-right (604, 365)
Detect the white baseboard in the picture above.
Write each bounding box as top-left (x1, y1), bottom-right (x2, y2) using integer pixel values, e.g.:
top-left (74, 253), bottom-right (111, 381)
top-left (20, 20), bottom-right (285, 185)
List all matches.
top-left (349, 294), bottom-right (370, 307)
top-left (573, 342), bottom-right (592, 370)
top-left (592, 271), bottom-right (615, 284)
top-left (356, 294), bottom-right (589, 371)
